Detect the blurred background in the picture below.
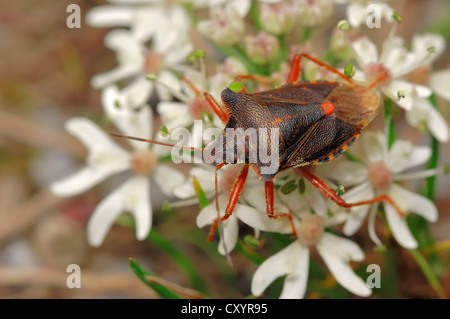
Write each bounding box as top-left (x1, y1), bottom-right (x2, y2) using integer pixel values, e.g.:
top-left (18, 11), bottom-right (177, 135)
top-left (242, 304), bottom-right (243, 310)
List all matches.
top-left (0, 0), bottom-right (449, 298)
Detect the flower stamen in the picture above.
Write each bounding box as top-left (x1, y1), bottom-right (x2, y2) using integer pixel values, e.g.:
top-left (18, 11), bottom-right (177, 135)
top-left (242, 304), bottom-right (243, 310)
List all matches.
top-left (296, 213), bottom-right (324, 246)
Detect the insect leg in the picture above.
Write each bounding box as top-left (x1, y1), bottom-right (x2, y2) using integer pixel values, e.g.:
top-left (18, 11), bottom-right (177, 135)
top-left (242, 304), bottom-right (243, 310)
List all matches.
top-left (233, 74), bottom-right (275, 93)
top-left (208, 164), bottom-right (250, 241)
top-left (182, 76), bottom-right (229, 123)
top-left (299, 167), bottom-right (405, 216)
top-left (203, 92), bottom-right (229, 123)
top-left (287, 53), bottom-right (353, 85)
top-left (265, 180), bottom-right (297, 235)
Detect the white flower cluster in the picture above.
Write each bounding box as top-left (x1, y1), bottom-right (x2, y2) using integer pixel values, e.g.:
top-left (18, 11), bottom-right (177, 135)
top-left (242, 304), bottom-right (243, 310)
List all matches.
top-left (51, 0), bottom-right (449, 298)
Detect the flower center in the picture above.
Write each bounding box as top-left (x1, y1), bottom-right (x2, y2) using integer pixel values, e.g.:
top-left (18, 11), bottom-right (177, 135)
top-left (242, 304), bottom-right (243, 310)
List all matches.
top-left (364, 62), bottom-right (392, 88)
top-left (130, 149), bottom-right (158, 175)
top-left (144, 52), bottom-right (164, 75)
top-left (367, 161), bottom-right (393, 191)
top-left (219, 165), bottom-right (242, 196)
top-left (296, 213), bottom-right (324, 246)
top-left (189, 96), bottom-right (212, 119)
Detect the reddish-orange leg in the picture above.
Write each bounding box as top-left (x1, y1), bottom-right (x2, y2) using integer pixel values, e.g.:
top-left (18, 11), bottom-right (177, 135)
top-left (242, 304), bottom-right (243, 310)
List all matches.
top-left (234, 74), bottom-right (276, 93)
top-left (183, 77), bottom-right (251, 240)
top-left (208, 164), bottom-right (250, 241)
top-left (182, 76), bottom-right (229, 123)
top-left (287, 53), bottom-right (354, 84)
top-left (265, 180), bottom-right (297, 235)
top-left (288, 55), bottom-right (402, 216)
top-left (205, 73), bottom-right (303, 239)
top-left (299, 167), bottom-right (404, 216)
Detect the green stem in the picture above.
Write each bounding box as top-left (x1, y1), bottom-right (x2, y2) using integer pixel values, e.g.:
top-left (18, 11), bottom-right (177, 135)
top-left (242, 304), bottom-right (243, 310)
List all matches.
top-left (381, 243), bottom-right (400, 298)
top-left (249, 0), bottom-right (261, 31)
top-left (218, 45), bottom-right (268, 76)
top-left (383, 98), bottom-right (396, 149)
top-left (409, 93), bottom-right (439, 262)
top-left (408, 249), bottom-right (446, 299)
top-left (301, 28), bottom-right (312, 43)
top-left (423, 94), bottom-right (440, 200)
top-left (270, 34), bottom-right (287, 73)
top-left (147, 230), bottom-right (209, 296)
top-left (129, 258), bottom-right (183, 299)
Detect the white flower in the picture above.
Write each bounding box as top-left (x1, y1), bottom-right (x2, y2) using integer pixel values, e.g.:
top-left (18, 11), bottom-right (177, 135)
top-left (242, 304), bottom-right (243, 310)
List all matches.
top-left (207, 0), bottom-right (281, 17)
top-left (335, 0), bottom-right (394, 28)
top-left (403, 33), bottom-right (450, 142)
top-left (156, 57), bottom-right (248, 149)
top-left (230, 173), bottom-right (369, 298)
top-left (50, 86), bottom-right (185, 246)
top-left (197, 5), bottom-right (246, 47)
top-left (292, 0), bottom-right (334, 27)
top-left (258, 2), bottom-right (296, 35)
top-left (325, 131), bottom-right (439, 249)
top-left (90, 28), bottom-right (193, 103)
top-left (430, 69), bottom-right (450, 101)
top-left (156, 70), bottom-right (224, 144)
top-left (405, 94), bottom-right (449, 143)
top-left (239, 209), bottom-right (370, 299)
top-left (86, 1), bottom-right (190, 42)
top-left (242, 169), bottom-right (328, 221)
top-left (351, 27), bottom-right (433, 111)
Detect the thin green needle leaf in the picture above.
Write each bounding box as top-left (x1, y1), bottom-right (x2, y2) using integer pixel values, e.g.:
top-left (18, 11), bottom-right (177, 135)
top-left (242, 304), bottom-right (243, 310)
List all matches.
top-left (408, 249), bottom-right (447, 299)
top-left (147, 230), bottom-right (209, 296)
top-left (423, 94), bottom-right (440, 200)
top-left (193, 175), bottom-right (210, 209)
top-left (129, 258), bottom-right (183, 299)
top-left (383, 98), bottom-right (396, 149)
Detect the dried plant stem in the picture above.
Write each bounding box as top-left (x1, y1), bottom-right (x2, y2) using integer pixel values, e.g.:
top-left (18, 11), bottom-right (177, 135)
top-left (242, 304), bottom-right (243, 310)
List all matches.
top-left (0, 266), bottom-right (156, 298)
top-left (144, 275), bottom-right (206, 299)
top-left (0, 109), bottom-right (86, 158)
top-left (0, 189), bottom-right (65, 243)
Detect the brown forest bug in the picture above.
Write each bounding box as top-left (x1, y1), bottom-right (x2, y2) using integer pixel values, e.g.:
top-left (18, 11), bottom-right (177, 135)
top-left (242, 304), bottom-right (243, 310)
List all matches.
top-left (112, 53), bottom-right (404, 244)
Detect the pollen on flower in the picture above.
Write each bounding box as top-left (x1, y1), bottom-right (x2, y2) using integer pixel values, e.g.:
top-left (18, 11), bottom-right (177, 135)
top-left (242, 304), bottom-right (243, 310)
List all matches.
top-left (364, 62), bottom-right (392, 88)
top-left (144, 52), bottom-right (165, 75)
top-left (296, 213), bottom-right (324, 246)
top-left (130, 149), bottom-right (158, 175)
top-left (367, 161), bottom-right (393, 191)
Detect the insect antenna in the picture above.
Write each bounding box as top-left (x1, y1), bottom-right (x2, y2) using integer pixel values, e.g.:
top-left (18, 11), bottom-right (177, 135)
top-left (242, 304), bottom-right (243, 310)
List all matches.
top-left (213, 163), bottom-right (233, 267)
top-left (109, 133), bottom-right (205, 151)
top-left (110, 132), bottom-right (234, 265)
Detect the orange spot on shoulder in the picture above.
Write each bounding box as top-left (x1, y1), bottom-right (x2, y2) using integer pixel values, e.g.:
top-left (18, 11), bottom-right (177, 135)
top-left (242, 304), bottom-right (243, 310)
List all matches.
top-left (320, 102), bottom-right (335, 116)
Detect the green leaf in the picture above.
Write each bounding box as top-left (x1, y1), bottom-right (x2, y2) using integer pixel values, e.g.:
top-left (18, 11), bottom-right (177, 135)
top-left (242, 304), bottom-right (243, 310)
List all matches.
top-left (159, 125), bottom-right (171, 137)
top-left (383, 98), bottom-right (396, 149)
top-left (243, 235), bottom-right (260, 250)
top-left (392, 12), bottom-right (403, 23)
top-left (193, 175), bottom-right (210, 209)
top-left (344, 63), bottom-right (356, 79)
top-left (298, 178), bottom-right (306, 194)
top-left (195, 50), bottom-right (206, 58)
top-left (335, 185), bottom-right (345, 196)
top-left (129, 258), bottom-right (183, 299)
top-left (147, 230), bottom-right (209, 295)
top-left (161, 200), bottom-right (172, 214)
top-left (229, 81), bottom-right (244, 93)
top-left (281, 180), bottom-right (297, 194)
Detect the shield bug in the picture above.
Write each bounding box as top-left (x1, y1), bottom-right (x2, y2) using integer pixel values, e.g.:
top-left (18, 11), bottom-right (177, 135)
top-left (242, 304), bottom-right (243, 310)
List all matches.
top-left (112, 53), bottom-right (403, 244)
